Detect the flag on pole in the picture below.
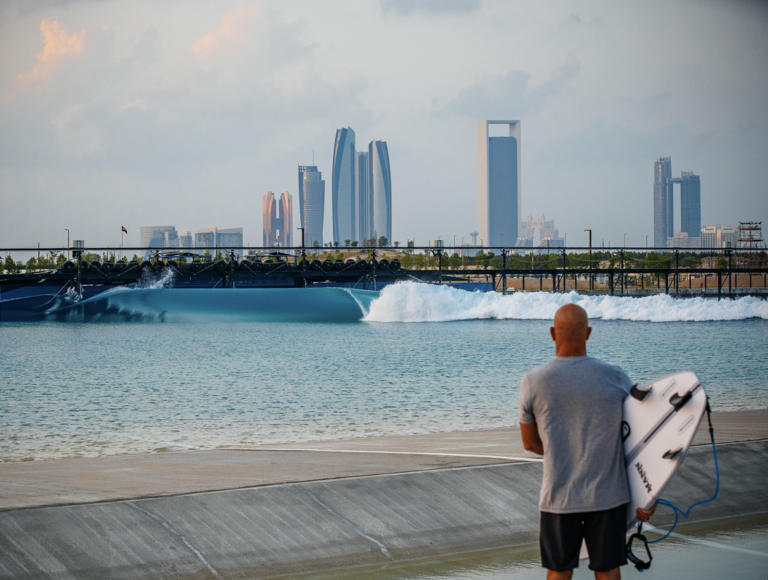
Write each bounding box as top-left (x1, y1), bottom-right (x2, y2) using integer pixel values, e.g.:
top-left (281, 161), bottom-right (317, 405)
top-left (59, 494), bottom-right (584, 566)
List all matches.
top-left (121, 226), bottom-right (128, 234)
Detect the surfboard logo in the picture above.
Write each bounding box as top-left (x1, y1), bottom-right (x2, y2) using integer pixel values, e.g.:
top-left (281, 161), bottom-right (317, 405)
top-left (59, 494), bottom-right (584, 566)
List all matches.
top-left (635, 462), bottom-right (652, 493)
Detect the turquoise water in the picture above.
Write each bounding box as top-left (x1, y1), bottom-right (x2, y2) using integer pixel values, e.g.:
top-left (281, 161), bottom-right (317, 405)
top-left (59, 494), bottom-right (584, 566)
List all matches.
top-left (1, 283), bottom-right (767, 461)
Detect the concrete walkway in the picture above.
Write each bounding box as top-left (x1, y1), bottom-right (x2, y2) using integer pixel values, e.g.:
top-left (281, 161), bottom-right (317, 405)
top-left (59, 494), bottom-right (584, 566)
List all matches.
top-left (0, 410), bottom-right (766, 579)
top-left (2, 409), bottom-right (766, 511)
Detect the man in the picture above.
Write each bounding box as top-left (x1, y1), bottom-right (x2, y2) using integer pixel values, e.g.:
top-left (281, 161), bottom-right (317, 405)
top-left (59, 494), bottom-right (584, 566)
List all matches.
top-left (519, 304), bottom-right (655, 580)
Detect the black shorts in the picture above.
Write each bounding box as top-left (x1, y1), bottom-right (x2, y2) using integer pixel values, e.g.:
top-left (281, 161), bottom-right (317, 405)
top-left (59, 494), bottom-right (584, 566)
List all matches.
top-left (540, 503), bottom-right (628, 572)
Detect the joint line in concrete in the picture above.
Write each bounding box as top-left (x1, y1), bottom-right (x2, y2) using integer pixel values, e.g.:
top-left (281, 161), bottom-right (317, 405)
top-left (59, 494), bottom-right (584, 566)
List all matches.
top-left (127, 502), bottom-right (218, 575)
top-left (645, 524), bottom-right (768, 558)
top-left (269, 448), bottom-right (544, 463)
top-left (299, 488), bottom-right (392, 559)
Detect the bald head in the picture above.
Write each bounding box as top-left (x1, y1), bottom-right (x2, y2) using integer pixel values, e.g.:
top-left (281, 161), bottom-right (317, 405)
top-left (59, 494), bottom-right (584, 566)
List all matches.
top-left (550, 304), bottom-right (591, 357)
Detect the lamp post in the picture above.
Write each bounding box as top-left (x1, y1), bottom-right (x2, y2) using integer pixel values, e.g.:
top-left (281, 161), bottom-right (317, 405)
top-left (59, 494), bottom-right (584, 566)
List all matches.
top-left (646, 235), bottom-right (648, 249)
top-left (453, 234), bottom-right (456, 249)
top-left (624, 233), bottom-right (627, 248)
top-left (65, 229), bottom-right (69, 260)
top-left (584, 229), bottom-right (592, 290)
top-left (564, 233), bottom-right (567, 249)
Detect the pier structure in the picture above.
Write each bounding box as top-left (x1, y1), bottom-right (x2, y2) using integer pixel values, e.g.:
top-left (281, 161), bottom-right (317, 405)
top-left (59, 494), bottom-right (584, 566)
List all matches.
top-left (0, 245), bottom-right (766, 301)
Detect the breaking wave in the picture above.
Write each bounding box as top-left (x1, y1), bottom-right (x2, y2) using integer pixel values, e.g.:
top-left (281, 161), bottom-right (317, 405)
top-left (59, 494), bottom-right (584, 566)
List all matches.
top-left (363, 282), bottom-right (768, 323)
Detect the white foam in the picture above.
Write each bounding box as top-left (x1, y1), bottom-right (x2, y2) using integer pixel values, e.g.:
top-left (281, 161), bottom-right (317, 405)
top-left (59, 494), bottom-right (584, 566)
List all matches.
top-left (363, 282), bottom-right (768, 323)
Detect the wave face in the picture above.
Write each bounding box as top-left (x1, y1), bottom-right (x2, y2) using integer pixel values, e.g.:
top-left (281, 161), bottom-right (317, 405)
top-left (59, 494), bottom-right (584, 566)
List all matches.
top-left (38, 286), bottom-right (376, 323)
top-left (364, 282), bottom-right (768, 323)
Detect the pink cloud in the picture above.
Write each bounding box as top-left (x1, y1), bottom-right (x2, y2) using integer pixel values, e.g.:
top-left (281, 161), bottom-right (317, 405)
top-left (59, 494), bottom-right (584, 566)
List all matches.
top-left (191, 2), bottom-right (261, 64)
top-left (17, 19), bottom-right (86, 88)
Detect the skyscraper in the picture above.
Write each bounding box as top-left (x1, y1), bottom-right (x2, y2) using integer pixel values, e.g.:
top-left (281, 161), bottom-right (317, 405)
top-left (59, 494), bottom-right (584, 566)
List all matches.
top-left (369, 140), bottom-right (391, 244)
top-left (263, 191), bottom-right (293, 248)
top-left (332, 128), bottom-right (357, 245)
top-left (478, 120), bottom-right (520, 247)
top-left (653, 158), bottom-right (702, 247)
top-left (680, 171), bottom-right (701, 238)
top-left (356, 151), bottom-right (371, 243)
top-left (653, 157), bottom-right (673, 248)
top-left (298, 166), bottom-right (325, 247)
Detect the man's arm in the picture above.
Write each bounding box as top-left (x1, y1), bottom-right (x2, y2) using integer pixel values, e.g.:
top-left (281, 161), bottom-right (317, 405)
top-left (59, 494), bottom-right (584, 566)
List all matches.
top-left (520, 421), bottom-right (544, 455)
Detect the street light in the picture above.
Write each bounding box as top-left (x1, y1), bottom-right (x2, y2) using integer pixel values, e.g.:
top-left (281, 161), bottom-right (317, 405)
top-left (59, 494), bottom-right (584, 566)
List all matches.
top-left (297, 228), bottom-right (305, 251)
top-left (624, 233), bottom-right (627, 248)
top-left (564, 233), bottom-right (567, 248)
top-left (453, 235), bottom-right (457, 248)
top-left (584, 229), bottom-right (592, 290)
top-left (646, 235), bottom-right (649, 249)
top-left (65, 229), bottom-right (69, 260)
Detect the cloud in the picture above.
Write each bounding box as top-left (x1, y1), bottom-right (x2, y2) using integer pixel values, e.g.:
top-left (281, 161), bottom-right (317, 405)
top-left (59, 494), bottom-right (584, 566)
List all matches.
top-left (190, 2), bottom-right (261, 65)
top-left (16, 18), bottom-right (85, 88)
top-left (535, 119), bottom-right (690, 166)
top-left (381, 0), bottom-right (481, 16)
top-left (439, 54), bottom-right (580, 118)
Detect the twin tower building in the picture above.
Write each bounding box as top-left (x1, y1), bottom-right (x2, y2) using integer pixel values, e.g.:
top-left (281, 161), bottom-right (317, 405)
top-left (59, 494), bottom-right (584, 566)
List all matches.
top-left (263, 128), bottom-right (392, 249)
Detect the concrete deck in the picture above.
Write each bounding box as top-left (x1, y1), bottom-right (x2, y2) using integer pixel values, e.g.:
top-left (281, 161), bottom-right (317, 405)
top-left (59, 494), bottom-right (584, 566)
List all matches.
top-left (0, 409), bottom-right (766, 579)
top-left (1, 409), bottom-right (766, 511)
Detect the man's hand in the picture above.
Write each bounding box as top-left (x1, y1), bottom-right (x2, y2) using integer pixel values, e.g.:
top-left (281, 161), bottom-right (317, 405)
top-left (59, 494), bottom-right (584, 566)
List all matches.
top-left (520, 421), bottom-right (544, 455)
top-left (636, 503), bottom-right (658, 523)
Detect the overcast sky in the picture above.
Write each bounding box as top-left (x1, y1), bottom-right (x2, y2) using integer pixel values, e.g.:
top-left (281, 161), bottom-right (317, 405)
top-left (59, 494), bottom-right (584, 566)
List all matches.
top-left (1, 0), bottom-right (766, 251)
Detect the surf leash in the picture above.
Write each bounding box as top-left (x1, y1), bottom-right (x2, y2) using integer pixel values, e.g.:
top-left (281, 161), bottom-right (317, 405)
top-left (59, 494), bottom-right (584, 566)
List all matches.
top-left (648, 399), bottom-right (719, 544)
top-left (626, 399), bottom-right (719, 571)
top-left (626, 523), bottom-right (652, 571)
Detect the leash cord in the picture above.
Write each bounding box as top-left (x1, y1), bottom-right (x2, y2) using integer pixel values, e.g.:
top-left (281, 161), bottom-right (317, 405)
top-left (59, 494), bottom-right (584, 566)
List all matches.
top-left (648, 400), bottom-right (719, 544)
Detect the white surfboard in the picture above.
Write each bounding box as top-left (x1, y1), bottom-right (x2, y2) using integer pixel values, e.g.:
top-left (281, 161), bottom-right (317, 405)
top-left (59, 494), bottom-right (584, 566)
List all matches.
top-left (580, 371), bottom-right (707, 561)
top-left (622, 371), bottom-right (707, 529)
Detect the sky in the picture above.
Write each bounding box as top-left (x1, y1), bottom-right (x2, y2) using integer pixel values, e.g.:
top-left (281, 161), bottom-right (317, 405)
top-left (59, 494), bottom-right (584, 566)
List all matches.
top-left (1, 0), bottom-right (767, 251)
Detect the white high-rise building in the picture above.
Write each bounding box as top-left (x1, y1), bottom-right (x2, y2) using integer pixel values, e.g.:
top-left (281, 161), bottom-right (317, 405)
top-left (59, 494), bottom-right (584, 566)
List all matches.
top-left (478, 120), bottom-right (520, 247)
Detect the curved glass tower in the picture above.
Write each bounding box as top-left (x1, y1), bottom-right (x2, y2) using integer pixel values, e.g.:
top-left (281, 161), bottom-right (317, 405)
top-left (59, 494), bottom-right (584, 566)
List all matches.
top-left (369, 140), bottom-right (391, 245)
top-left (332, 128), bottom-right (357, 245)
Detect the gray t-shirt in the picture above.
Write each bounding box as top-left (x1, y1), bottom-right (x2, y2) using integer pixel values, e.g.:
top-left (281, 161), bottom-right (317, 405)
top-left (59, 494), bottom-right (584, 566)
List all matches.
top-left (519, 355), bottom-right (632, 514)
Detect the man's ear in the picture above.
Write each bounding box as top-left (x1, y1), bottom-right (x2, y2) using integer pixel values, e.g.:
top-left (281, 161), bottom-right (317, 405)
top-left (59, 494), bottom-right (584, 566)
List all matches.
top-left (586, 327), bottom-right (592, 341)
top-left (550, 327), bottom-right (557, 342)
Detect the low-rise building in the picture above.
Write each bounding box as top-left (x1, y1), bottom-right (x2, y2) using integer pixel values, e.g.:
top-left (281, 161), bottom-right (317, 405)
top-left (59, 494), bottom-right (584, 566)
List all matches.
top-left (701, 225), bottom-right (738, 249)
top-left (666, 232), bottom-right (701, 249)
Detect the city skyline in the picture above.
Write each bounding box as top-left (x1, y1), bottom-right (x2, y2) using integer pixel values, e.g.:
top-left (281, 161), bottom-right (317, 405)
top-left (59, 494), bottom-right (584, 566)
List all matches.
top-left (140, 225), bottom-right (244, 257)
top-left (1, 2), bottom-right (766, 250)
